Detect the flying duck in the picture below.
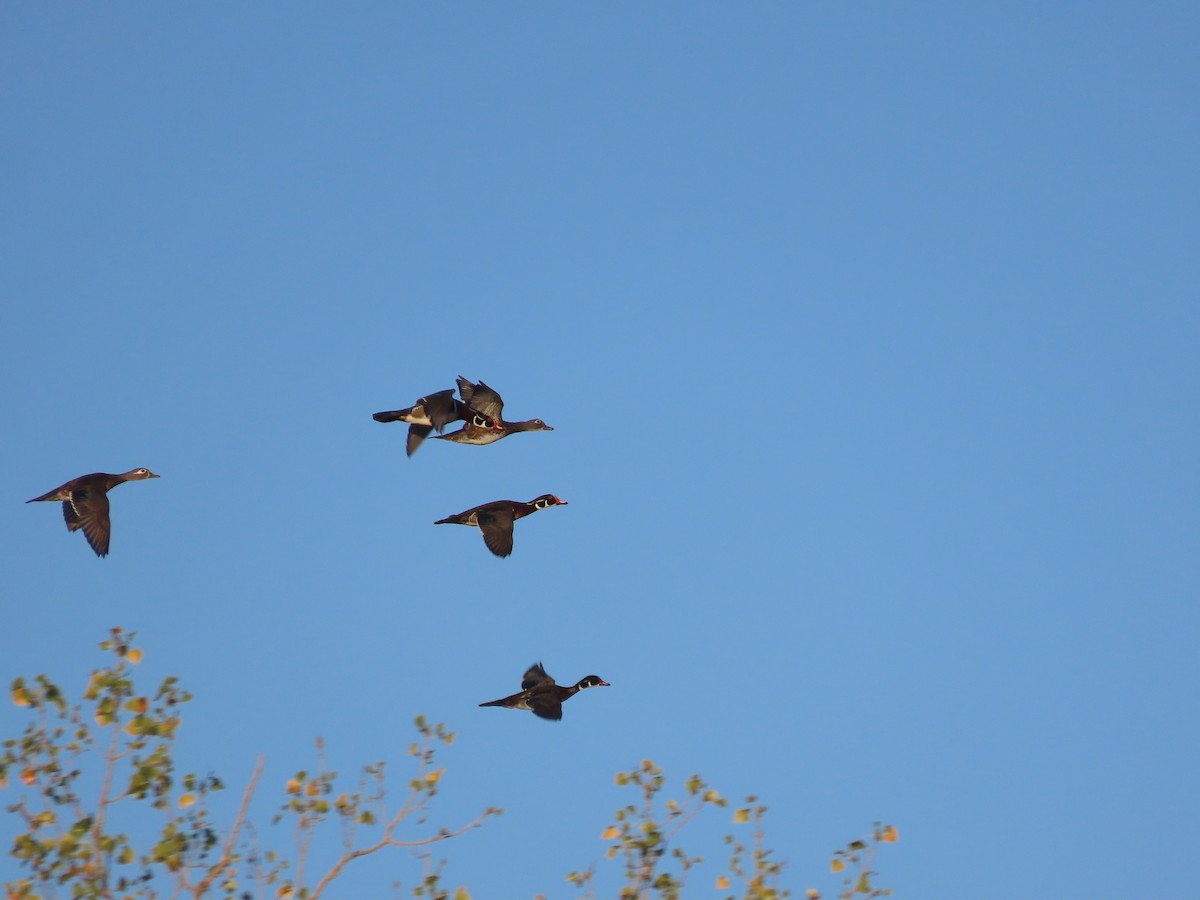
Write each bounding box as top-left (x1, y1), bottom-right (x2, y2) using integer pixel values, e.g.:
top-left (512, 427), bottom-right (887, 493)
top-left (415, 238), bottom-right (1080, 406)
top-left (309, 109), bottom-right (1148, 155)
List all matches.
top-left (433, 494), bottom-right (567, 557)
top-left (479, 663), bottom-right (610, 721)
top-left (373, 387), bottom-right (500, 456)
top-left (434, 377), bottom-right (553, 446)
top-left (27, 468), bottom-right (160, 557)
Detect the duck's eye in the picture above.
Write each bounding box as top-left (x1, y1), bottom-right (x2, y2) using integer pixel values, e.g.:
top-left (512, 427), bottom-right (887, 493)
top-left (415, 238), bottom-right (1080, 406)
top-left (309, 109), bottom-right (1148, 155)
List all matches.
top-left (137, 468), bottom-right (147, 474)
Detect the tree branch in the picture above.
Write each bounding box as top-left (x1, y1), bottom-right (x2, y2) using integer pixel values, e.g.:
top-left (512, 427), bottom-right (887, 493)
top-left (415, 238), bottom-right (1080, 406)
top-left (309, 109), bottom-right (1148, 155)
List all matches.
top-left (191, 754), bottom-right (265, 898)
top-left (90, 706), bottom-right (125, 892)
top-left (308, 808), bottom-right (493, 900)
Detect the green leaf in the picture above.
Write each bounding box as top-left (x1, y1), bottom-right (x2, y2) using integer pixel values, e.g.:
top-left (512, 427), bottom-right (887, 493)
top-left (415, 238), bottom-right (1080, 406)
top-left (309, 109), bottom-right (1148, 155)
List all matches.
top-left (69, 816), bottom-right (94, 837)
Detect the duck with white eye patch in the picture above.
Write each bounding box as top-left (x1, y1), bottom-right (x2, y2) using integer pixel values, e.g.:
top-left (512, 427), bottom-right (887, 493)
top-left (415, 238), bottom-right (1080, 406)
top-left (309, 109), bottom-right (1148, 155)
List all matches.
top-left (479, 663), bottom-right (610, 721)
top-left (433, 494), bottom-right (567, 558)
top-left (432, 376), bottom-right (553, 446)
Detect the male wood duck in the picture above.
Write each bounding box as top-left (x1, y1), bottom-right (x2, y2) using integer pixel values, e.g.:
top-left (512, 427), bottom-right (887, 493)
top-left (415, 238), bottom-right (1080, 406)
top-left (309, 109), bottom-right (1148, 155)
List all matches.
top-left (479, 663), bottom-right (610, 721)
top-left (434, 376), bottom-right (553, 446)
top-left (27, 468), bottom-right (160, 557)
top-left (372, 387), bottom-right (500, 456)
top-left (433, 494), bottom-right (567, 557)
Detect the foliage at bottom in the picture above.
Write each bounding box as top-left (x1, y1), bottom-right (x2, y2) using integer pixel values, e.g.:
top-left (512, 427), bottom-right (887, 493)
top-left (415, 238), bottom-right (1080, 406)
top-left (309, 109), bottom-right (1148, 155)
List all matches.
top-left (1, 629), bottom-right (894, 899)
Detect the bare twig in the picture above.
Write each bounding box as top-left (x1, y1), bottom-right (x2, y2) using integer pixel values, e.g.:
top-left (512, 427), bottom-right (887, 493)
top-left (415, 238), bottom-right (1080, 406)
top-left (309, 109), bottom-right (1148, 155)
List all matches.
top-left (91, 703), bottom-right (126, 893)
top-left (190, 754), bottom-right (265, 898)
top-left (308, 808), bottom-right (493, 900)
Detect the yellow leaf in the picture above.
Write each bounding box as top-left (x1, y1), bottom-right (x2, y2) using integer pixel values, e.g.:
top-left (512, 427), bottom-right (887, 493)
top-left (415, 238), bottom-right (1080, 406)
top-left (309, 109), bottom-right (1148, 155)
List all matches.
top-left (830, 858), bottom-right (845, 874)
top-left (11, 687), bottom-right (30, 707)
top-left (715, 875), bottom-right (730, 889)
top-left (178, 793), bottom-right (196, 809)
top-left (733, 808), bottom-right (750, 824)
top-left (880, 825), bottom-right (899, 843)
top-left (427, 768), bottom-right (442, 784)
top-left (125, 649), bottom-right (143, 665)
top-left (305, 782), bottom-right (320, 796)
top-left (276, 886), bottom-right (294, 899)
top-left (285, 778), bottom-right (301, 794)
top-left (601, 825), bottom-right (619, 840)
top-left (20, 768), bottom-right (37, 787)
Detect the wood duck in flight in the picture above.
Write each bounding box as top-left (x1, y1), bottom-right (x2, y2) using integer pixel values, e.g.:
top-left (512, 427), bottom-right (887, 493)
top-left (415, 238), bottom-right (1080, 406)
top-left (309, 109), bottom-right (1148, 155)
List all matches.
top-left (433, 494), bottom-right (567, 557)
top-left (479, 663), bottom-right (610, 721)
top-left (433, 377), bottom-right (553, 446)
top-left (372, 387), bottom-right (500, 456)
top-left (27, 468), bottom-right (160, 557)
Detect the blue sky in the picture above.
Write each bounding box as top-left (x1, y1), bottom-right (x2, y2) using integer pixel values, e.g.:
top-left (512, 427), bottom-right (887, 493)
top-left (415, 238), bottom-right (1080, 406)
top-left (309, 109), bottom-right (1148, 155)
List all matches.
top-left (2, 3), bottom-right (1197, 897)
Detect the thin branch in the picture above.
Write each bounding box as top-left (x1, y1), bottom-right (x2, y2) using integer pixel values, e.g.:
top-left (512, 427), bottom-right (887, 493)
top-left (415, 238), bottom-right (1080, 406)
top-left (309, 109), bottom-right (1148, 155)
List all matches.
top-left (293, 738), bottom-right (328, 887)
top-left (308, 808), bottom-right (493, 900)
top-left (91, 706), bottom-right (125, 892)
top-left (191, 754), bottom-right (265, 898)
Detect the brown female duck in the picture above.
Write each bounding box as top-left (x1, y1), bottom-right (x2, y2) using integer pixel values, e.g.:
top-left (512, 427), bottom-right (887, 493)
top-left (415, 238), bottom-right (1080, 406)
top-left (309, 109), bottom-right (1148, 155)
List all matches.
top-left (27, 468), bottom-right (160, 557)
top-left (373, 387), bottom-right (499, 456)
top-left (434, 377), bottom-right (553, 446)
